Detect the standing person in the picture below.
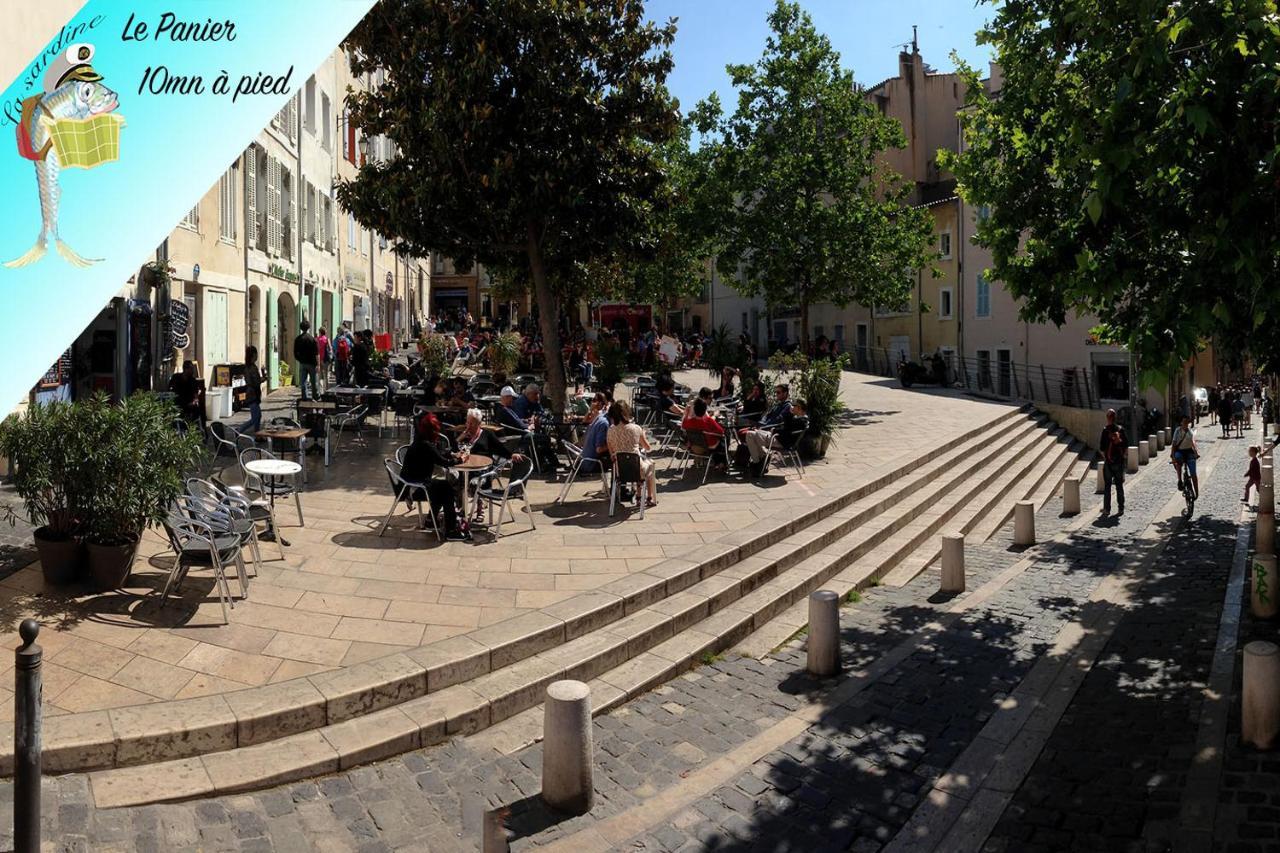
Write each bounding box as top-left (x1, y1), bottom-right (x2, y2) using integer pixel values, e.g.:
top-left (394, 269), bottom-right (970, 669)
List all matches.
top-left (1244, 445), bottom-right (1262, 505)
top-left (1099, 408), bottom-right (1129, 518)
top-left (1170, 414), bottom-right (1200, 499)
top-left (1218, 392), bottom-right (1234, 439)
top-left (244, 346), bottom-right (263, 436)
top-left (1208, 385), bottom-right (1220, 426)
top-left (293, 321), bottom-right (319, 401)
top-left (315, 327), bottom-right (331, 389)
top-left (352, 330), bottom-right (372, 386)
top-left (1232, 393), bottom-right (1246, 438)
top-left (334, 326), bottom-right (352, 386)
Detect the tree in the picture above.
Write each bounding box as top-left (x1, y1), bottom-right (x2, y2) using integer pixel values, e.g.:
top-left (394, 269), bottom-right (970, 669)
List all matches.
top-left (337, 0), bottom-right (681, 412)
top-left (941, 1), bottom-right (1280, 381)
top-left (698, 0), bottom-right (936, 353)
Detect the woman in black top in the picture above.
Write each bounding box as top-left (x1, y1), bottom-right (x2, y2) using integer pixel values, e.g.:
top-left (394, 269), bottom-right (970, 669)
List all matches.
top-left (715, 367), bottom-right (737, 400)
top-left (739, 382), bottom-right (767, 423)
top-left (401, 414), bottom-right (468, 540)
top-left (244, 347), bottom-right (264, 435)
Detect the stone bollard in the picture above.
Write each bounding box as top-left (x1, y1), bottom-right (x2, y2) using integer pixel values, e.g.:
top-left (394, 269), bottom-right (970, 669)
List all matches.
top-left (542, 680), bottom-right (594, 815)
top-left (1013, 500), bottom-right (1036, 546)
top-left (1148, 434), bottom-right (1158, 454)
top-left (1263, 481), bottom-right (1276, 516)
top-left (940, 534), bottom-right (965, 593)
top-left (1127, 446), bottom-right (1139, 474)
top-left (14, 620), bottom-right (41, 853)
top-left (1063, 478), bottom-right (1081, 516)
top-left (1253, 554), bottom-right (1278, 619)
top-left (1155, 430), bottom-right (1165, 451)
top-left (1138, 440), bottom-right (1150, 465)
top-left (1264, 462), bottom-right (1274, 489)
top-left (1243, 641), bottom-right (1280, 749)
top-left (807, 590), bottom-right (841, 676)
top-left (1095, 463), bottom-right (1106, 494)
top-left (1258, 512), bottom-right (1275, 558)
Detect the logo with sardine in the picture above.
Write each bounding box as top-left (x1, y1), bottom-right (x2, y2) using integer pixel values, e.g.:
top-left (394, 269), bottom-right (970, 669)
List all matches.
top-left (5, 43), bottom-right (124, 269)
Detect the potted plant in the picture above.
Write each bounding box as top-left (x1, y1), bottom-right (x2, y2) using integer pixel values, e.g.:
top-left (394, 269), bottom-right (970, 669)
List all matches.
top-left (797, 355), bottom-right (846, 458)
top-left (78, 394), bottom-right (202, 590)
top-left (0, 403), bottom-right (85, 584)
top-left (594, 337), bottom-right (627, 397)
top-left (416, 332), bottom-right (452, 379)
top-left (487, 331), bottom-right (522, 377)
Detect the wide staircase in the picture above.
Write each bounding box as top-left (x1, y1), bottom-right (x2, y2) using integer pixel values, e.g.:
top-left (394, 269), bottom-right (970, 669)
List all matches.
top-left (27, 405), bottom-right (1102, 807)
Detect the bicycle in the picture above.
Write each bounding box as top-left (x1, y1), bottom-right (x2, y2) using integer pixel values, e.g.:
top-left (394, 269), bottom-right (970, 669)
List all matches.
top-left (1173, 459), bottom-right (1196, 519)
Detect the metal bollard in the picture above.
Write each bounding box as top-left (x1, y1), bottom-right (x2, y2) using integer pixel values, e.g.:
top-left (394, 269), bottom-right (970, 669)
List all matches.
top-left (1013, 500), bottom-right (1036, 546)
top-left (15, 619), bottom-right (41, 853)
top-left (1095, 463), bottom-right (1105, 495)
top-left (1126, 446), bottom-right (1139, 474)
top-left (807, 590), bottom-right (841, 676)
top-left (1254, 553), bottom-right (1278, 619)
top-left (940, 534), bottom-right (965, 593)
top-left (1062, 478), bottom-right (1081, 516)
top-left (1243, 641), bottom-right (1280, 749)
top-left (542, 680), bottom-right (594, 815)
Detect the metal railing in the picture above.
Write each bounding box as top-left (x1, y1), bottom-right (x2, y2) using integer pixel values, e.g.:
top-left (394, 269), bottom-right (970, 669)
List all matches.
top-left (851, 346), bottom-right (1100, 409)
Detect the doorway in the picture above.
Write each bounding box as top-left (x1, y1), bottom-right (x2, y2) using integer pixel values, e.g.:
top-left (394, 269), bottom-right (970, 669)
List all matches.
top-left (997, 348), bottom-right (1012, 397)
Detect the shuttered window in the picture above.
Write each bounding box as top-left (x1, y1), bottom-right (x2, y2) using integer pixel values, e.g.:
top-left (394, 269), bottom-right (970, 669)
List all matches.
top-left (218, 163), bottom-right (237, 242)
top-left (245, 147), bottom-right (258, 248)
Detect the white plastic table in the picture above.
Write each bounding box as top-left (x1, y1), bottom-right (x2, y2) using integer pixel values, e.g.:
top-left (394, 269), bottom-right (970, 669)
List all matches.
top-left (244, 459), bottom-right (302, 546)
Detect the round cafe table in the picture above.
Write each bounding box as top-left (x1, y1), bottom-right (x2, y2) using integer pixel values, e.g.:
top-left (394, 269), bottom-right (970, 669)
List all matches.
top-left (244, 458), bottom-right (302, 546)
top-left (451, 454), bottom-right (493, 524)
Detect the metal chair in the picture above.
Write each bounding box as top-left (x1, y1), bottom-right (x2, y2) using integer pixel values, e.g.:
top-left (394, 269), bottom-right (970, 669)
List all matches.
top-left (678, 429), bottom-right (724, 485)
top-left (209, 474), bottom-right (282, 560)
top-left (159, 505), bottom-right (244, 624)
top-left (609, 451), bottom-right (646, 519)
top-left (186, 479), bottom-right (264, 578)
top-left (476, 457), bottom-right (537, 538)
top-left (332, 403), bottom-right (369, 454)
top-left (761, 419), bottom-right (808, 479)
top-left (209, 421), bottom-right (253, 462)
top-left (177, 493), bottom-right (256, 593)
top-left (239, 447), bottom-right (304, 526)
top-left (556, 442), bottom-right (611, 504)
top-left (380, 458), bottom-right (441, 541)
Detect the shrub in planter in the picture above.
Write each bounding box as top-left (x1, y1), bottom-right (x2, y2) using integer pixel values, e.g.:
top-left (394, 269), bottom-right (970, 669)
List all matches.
top-left (765, 352), bottom-right (846, 459)
top-left (416, 332), bottom-right (452, 379)
top-left (487, 331), bottom-right (522, 377)
top-left (0, 403), bottom-right (86, 583)
top-left (77, 393), bottom-right (203, 590)
top-left (594, 337), bottom-right (628, 396)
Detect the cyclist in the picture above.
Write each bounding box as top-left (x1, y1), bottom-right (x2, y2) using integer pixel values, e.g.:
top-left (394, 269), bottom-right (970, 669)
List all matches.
top-left (1170, 414), bottom-right (1200, 499)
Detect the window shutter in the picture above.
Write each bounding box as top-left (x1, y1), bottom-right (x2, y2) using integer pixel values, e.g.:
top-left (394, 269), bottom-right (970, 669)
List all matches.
top-left (302, 185), bottom-right (311, 245)
top-left (246, 148), bottom-right (258, 248)
top-left (287, 168), bottom-right (297, 259)
top-left (266, 156), bottom-right (279, 255)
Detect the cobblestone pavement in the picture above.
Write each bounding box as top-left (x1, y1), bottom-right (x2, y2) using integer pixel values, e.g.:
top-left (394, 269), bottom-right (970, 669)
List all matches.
top-left (0, 428), bottom-right (1257, 852)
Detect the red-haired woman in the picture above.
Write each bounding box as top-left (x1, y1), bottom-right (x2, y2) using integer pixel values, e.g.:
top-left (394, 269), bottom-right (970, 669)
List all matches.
top-left (401, 414), bottom-right (469, 540)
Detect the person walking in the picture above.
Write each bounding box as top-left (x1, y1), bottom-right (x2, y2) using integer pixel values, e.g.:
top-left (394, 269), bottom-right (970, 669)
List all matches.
top-left (244, 346), bottom-right (264, 435)
top-left (293, 321), bottom-right (319, 401)
top-left (335, 326), bottom-right (352, 386)
top-left (1099, 408), bottom-right (1128, 518)
top-left (1244, 445), bottom-right (1262, 505)
top-left (315, 327), bottom-right (331, 389)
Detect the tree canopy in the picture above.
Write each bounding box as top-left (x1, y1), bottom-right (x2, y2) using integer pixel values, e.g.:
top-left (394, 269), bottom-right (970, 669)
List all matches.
top-left (695, 0), bottom-right (936, 352)
top-left (336, 0), bottom-right (682, 409)
top-left (941, 0), bottom-right (1280, 380)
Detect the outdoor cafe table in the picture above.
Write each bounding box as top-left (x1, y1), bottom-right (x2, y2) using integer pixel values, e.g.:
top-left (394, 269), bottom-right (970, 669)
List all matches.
top-left (255, 427), bottom-right (309, 472)
top-left (451, 453), bottom-right (493, 522)
top-left (243, 458), bottom-right (302, 546)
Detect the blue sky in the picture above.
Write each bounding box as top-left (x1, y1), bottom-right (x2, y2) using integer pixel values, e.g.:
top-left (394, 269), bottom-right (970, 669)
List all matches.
top-left (646, 0), bottom-right (997, 114)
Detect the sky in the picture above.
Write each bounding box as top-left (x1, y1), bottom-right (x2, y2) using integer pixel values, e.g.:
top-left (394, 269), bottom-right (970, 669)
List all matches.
top-left (645, 0), bottom-right (997, 115)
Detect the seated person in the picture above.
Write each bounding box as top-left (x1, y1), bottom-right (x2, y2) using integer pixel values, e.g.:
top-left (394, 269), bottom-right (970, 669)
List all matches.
top-left (715, 367), bottom-right (737, 401)
top-left (495, 386), bottom-right (530, 432)
top-left (739, 382), bottom-right (767, 424)
top-left (655, 377), bottom-right (684, 419)
top-left (400, 414), bottom-right (469, 540)
top-left (169, 360), bottom-right (205, 431)
top-left (446, 377), bottom-right (475, 408)
top-left (682, 398), bottom-right (726, 450)
top-left (455, 408), bottom-right (524, 464)
top-left (494, 385), bottom-right (554, 469)
top-left (683, 387), bottom-right (715, 420)
top-left (512, 384), bottom-right (546, 422)
top-left (741, 385), bottom-right (796, 477)
top-left (580, 396), bottom-right (612, 474)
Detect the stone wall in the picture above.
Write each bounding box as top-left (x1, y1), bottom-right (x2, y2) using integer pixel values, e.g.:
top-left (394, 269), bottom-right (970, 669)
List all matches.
top-left (1038, 403), bottom-right (1107, 451)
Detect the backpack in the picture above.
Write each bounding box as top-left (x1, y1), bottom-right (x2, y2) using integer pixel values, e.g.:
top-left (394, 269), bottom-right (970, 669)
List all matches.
top-left (336, 336), bottom-right (351, 361)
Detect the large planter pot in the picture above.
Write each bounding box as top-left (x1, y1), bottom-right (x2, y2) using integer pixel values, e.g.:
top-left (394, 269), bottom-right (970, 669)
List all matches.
top-left (801, 433), bottom-right (829, 460)
top-left (33, 527), bottom-right (84, 585)
top-left (86, 536), bottom-right (139, 591)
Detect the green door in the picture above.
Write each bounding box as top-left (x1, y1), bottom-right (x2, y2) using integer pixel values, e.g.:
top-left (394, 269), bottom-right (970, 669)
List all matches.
top-left (267, 287), bottom-right (278, 388)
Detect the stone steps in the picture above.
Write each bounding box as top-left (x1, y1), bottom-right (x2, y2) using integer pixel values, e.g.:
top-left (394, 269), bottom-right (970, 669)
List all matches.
top-left (59, 406), bottom-right (1033, 801)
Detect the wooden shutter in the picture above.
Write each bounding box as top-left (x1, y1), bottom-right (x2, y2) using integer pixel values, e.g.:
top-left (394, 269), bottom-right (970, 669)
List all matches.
top-left (287, 167), bottom-right (297, 260)
top-left (266, 156), bottom-right (279, 256)
top-left (245, 148), bottom-right (258, 248)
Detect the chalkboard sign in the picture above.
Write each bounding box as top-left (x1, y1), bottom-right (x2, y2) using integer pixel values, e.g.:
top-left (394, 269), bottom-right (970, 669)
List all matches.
top-left (37, 348), bottom-right (72, 389)
top-left (168, 299), bottom-right (191, 350)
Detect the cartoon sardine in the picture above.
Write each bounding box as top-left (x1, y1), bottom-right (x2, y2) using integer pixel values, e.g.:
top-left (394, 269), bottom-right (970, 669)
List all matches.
top-left (5, 43), bottom-right (119, 269)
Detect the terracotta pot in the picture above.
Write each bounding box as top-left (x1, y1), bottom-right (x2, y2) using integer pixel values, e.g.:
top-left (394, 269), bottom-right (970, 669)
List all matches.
top-left (86, 536), bottom-right (139, 591)
top-left (33, 526), bottom-right (84, 585)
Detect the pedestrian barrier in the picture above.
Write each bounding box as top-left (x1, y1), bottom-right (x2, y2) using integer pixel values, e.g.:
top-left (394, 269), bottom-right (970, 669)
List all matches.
top-left (542, 680), bottom-right (594, 815)
top-left (1013, 500), bottom-right (1036, 545)
top-left (1243, 640), bottom-right (1280, 749)
top-left (1127, 446), bottom-right (1139, 473)
top-left (1062, 479), bottom-right (1081, 515)
top-left (1253, 554), bottom-right (1277, 620)
top-left (806, 591), bottom-right (841, 676)
top-left (1095, 464), bottom-right (1105, 494)
top-left (1138, 440), bottom-right (1150, 465)
top-left (940, 534), bottom-right (965, 593)
top-left (14, 620), bottom-right (41, 853)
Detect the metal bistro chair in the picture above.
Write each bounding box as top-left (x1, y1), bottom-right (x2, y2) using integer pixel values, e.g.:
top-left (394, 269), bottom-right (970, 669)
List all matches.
top-left (239, 447), bottom-right (304, 527)
top-left (677, 429), bottom-right (726, 485)
top-left (476, 457), bottom-right (537, 538)
top-left (380, 458), bottom-right (441, 541)
top-left (556, 442), bottom-right (611, 504)
top-left (209, 474), bottom-right (283, 560)
top-left (209, 421), bottom-right (254, 462)
top-left (391, 394), bottom-right (418, 436)
top-left (186, 479), bottom-right (264, 578)
top-left (159, 504), bottom-right (246, 624)
top-left (609, 451), bottom-right (647, 519)
top-left (177, 492), bottom-right (257, 593)
top-left (762, 418), bottom-right (809, 479)
top-left (332, 403), bottom-right (369, 454)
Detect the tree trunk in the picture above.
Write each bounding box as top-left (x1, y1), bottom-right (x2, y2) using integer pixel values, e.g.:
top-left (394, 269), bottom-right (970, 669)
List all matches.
top-left (526, 220), bottom-right (568, 416)
top-left (799, 296), bottom-right (811, 357)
